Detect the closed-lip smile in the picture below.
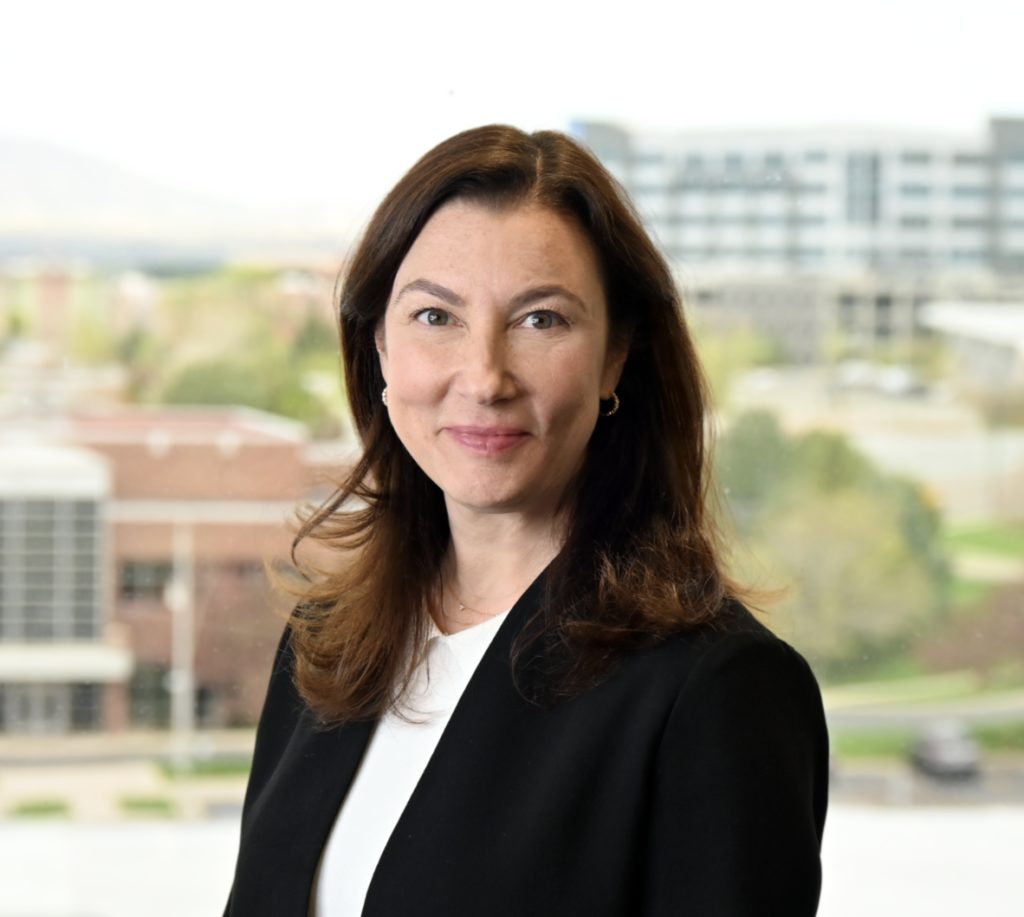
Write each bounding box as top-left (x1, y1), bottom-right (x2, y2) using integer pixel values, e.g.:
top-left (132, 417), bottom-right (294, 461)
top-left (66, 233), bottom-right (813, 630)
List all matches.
top-left (445, 426), bottom-right (530, 456)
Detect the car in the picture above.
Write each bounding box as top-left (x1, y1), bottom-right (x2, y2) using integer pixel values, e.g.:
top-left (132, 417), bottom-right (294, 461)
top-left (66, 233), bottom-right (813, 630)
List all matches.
top-left (909, 720), bottom-right (982, 780)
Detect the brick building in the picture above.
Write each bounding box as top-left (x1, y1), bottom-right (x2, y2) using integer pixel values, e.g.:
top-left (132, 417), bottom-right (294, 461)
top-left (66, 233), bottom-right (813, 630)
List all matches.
top-left (0, 406), bottom-right (354, 734)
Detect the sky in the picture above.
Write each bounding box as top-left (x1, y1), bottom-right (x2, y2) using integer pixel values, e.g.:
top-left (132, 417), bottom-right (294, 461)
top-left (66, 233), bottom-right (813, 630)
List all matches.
top-left (3, 0), bottom-right (1021, 227)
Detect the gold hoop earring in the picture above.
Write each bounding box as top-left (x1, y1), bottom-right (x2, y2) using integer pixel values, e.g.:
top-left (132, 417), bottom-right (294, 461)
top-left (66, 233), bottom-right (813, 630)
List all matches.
top-left (381, 386), bottom-right (389, 407)
top-left (599, 392), bottom-right (620, 417)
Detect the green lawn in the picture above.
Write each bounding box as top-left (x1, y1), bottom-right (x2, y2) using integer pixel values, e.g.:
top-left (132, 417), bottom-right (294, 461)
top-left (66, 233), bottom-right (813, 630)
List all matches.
top-left (159, 757), bottom-right (252, 780)
top-left (949, 577), bottom-right (998, 609)
top-left (944, 523), bottom-right (1024, 559)
top-left (823, 669), bottom-right (983, 707)
top-left (9, 798), bottom-right (70, 818)
top-left (832, 730), bottom-right (912, 759)
top-left (834, 722), bottom-right (1024, 759)
top-left (120, 795), bottom-right (179, 817)
top-left (974, 722), bottom-right (1024, 751)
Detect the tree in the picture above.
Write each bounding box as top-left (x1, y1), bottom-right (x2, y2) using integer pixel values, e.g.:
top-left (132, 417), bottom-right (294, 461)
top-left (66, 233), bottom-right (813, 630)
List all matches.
top-left (749, 490), bottom-right (939, 678)
top-left (162, 359), bottom-right (273, 409)
top-left (717, 410), bottom-right (948, 678)
top-left (714, 409), bottom-right (793, 532)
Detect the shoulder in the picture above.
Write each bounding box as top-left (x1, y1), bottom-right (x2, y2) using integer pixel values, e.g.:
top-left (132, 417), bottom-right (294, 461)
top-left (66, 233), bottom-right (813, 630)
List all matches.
top-left (680, 600), bottom-right (821, 694)
top-left (648, 598), bottom-right (830, 800)
top-left (618, 599), bottom-right (828, 766)
top-left (569, 598), bottom-right (827, 756)
top-left (630, 598), bottom-right (820, 697)
top-left (639, 601), bottom-right (829, 913)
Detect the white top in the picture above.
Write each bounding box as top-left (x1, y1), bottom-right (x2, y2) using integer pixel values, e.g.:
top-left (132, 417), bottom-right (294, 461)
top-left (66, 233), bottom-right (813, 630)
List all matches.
top-left (312, 609), bottom-right (511, 917)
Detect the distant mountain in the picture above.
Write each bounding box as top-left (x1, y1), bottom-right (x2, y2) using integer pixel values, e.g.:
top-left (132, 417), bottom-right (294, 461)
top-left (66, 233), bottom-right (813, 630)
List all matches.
top-left (0, 136), bottom-right (352, 265)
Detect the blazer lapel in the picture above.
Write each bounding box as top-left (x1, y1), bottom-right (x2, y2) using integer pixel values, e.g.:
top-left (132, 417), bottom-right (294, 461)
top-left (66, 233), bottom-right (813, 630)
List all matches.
top-left (234, 569), bottom-right (549, 916)
top-left (232, 703), bottom-right (377, 915)
top-left (361, 570), bottom-right (547, 912)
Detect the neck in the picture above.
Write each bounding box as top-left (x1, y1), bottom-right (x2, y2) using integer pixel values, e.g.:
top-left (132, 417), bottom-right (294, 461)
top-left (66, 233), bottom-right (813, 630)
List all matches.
top-left (439, 507), bottom-right (565, 633)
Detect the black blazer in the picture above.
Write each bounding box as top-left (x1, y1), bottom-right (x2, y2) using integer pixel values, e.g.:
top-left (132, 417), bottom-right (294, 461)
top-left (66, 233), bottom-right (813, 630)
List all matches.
top-left (225, 574), bottom-right (829, 916)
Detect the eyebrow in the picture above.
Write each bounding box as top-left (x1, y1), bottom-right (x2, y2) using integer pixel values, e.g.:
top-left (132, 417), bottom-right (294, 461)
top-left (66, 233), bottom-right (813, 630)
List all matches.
top-left (509, 285), bottom-right (587, 311)
top-left (395, 278), bottom-right (587, 311)
top-left (394, 279), bottom-right (465, 307)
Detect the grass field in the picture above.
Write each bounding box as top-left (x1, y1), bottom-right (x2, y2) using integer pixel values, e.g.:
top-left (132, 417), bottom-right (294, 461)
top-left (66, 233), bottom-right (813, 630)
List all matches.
top-left (159, 757), bottom-right (252, 780)
top-left (833, 722), bottom-right (1024, 759)
top-left (944, 523), bottom-right (1024, 559)
top-left (9, 799), bottom-right (70, 818)
top-left (120, 796), bottom-right (179, 817)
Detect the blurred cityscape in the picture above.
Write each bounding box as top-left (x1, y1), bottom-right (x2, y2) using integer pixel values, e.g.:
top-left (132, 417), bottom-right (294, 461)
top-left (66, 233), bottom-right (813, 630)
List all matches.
top-left (1, 114), bottom-right (1023, 914)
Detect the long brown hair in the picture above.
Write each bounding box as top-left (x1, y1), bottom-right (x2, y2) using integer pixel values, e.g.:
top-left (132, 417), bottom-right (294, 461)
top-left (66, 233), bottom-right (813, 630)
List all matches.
top-left (289, 125), bottom-right (736, 723)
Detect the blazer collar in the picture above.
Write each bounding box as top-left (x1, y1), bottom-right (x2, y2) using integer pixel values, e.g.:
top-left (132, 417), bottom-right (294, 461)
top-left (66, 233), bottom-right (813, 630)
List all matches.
top-left (273, 567), bottom-right (550, 914)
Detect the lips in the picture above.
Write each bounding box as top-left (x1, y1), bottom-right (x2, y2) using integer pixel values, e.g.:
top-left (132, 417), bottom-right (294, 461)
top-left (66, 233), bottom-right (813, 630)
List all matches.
top-left (445, 426), bottom-right (530, 456)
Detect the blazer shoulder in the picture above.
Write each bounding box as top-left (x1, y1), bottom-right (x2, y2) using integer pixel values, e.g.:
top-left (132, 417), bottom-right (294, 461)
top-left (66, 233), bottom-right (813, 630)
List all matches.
top-left (242, 618), bottom-right (308, 802)
top-left (641, 602), bottom-right (829, 915)
top-left (645, 597), bottom-right (814, 682)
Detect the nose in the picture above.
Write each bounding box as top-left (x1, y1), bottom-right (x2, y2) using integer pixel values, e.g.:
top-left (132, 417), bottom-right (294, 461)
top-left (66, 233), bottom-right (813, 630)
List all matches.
top-left (455, 328), bottom-right (517, 404)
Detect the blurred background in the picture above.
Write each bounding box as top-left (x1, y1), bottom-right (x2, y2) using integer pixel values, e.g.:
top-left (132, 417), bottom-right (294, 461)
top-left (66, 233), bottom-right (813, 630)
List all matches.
top-left (1, 1), bottom-right (1022, 914)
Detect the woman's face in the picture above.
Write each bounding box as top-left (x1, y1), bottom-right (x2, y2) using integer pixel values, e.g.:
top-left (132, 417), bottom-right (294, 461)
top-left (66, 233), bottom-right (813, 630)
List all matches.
top-left (376, 199), bottom-right (626, 524)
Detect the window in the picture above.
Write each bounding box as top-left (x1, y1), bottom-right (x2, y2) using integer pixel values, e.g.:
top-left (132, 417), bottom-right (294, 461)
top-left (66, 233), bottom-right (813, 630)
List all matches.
top-left (952, 248), bottom-right (985, 261)
top-left (953, 152), bottom-right (988, 166)
top-left (901, 151), bottom-right (932, 165)
top-left (846, 153), bottom-right (881, 223)
top-left (0, 683), bottom-right (76, 733)
top-left (901, 216), bottom-right (931, 228)
top-left (70, 683), bottom-right (103, 730)
top-left (120, 561), bottom-right (173, 601)
top-left (221, 560), bottom-right (265, 580)
top-left (0, 498), bottom-right (102, 642)
top-left (953, 185), bottom-right (988, 197)
top-left (900, 184), bottom-right (932, 197)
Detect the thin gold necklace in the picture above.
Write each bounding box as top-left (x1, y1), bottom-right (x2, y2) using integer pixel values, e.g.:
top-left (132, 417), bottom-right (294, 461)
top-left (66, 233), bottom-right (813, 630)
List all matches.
top-left (443, 581), bottom-right (515, 623)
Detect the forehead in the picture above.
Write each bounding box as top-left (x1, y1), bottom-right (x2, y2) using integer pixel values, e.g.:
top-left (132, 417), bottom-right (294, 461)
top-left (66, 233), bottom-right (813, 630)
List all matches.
top-left (391, 199), bottom-right (606, 298)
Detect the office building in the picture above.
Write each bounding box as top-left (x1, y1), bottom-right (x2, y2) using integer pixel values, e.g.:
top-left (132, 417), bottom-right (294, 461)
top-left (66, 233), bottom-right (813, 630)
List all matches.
top-left (572, 118), bottom-right (1024, 361)
top-left (573, 117), bottom-right (1024, 276)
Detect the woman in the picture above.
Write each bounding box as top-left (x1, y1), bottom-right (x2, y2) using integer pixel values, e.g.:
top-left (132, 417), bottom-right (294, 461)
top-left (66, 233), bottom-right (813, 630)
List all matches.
top-left (225, 125), bottom-right (829, 916)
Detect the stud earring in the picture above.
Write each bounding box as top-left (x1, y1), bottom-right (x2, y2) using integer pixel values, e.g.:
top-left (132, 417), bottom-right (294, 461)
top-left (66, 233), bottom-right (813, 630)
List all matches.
top-left (599, 391), bottom-right (620, 417)
top-left (381, 386), bottom-right (389, 407)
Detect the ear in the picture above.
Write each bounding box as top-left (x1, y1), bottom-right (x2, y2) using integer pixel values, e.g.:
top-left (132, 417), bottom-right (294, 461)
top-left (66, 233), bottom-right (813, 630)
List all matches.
top-left (374, 323), bottom-right (388, 382)
top-left (600, 339), bottom-right (628, 399)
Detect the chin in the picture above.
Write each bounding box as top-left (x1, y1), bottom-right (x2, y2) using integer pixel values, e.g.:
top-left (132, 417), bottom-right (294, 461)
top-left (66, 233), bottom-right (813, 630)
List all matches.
top-left (447, 490), bottom-right (526, 514)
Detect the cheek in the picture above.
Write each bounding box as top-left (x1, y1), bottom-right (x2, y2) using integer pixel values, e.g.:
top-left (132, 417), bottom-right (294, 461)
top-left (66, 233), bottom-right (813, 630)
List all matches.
top-left (536, 356), bottom-right (603, 429)
top-left (385, 343), bottom-right (448, 409)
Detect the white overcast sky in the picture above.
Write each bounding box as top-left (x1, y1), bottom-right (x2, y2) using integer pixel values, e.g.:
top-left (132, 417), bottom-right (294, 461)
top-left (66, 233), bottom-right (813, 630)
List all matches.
top-left (3, 0), bottom-right (1021, 224)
